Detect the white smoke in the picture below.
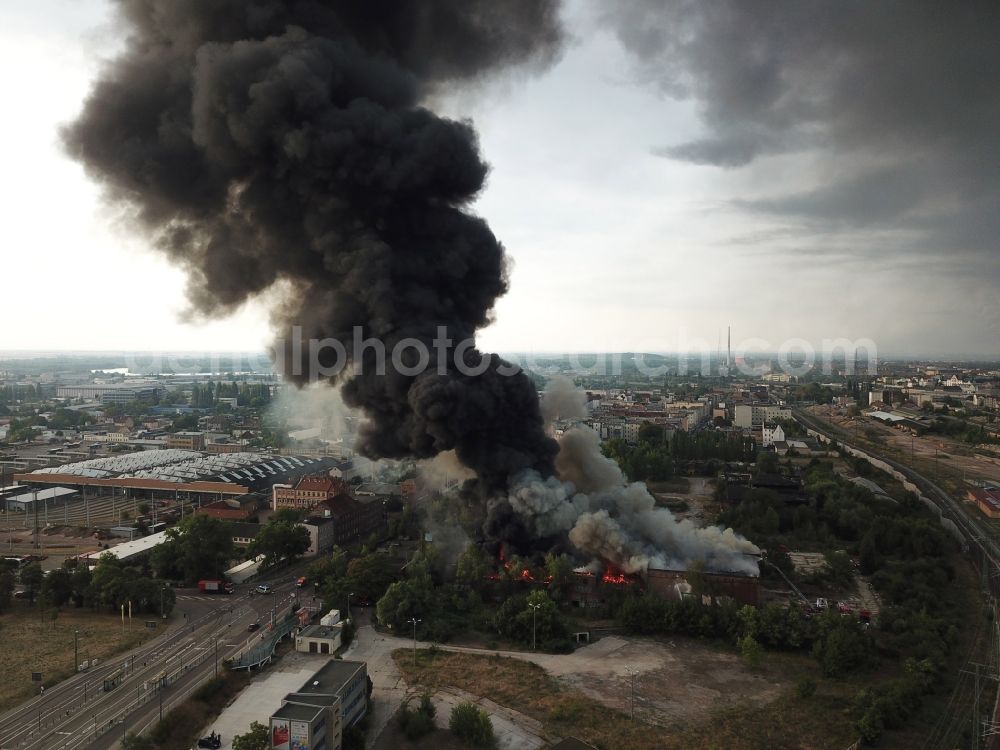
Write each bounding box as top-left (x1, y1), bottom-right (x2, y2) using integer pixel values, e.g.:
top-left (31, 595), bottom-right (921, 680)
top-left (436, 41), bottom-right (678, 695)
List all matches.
top-left (268, 381), bottom-right (359, 449)
top-left (509, 426), bottom-right (760, 575)
top-left (419, 449), bottom-right (476, 490)
top-left (541, 374), bottom-right (588, 423)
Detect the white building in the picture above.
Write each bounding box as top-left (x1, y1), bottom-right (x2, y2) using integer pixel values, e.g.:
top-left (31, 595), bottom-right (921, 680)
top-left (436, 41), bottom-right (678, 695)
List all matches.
top-left (762, 424), bottom-right (785, 448)
top-left (734, 404), bottom-right (792, 428)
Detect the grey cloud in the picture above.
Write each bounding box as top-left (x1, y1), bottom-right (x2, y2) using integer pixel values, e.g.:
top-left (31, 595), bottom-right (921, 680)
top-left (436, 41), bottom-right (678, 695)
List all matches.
top-left (608, 0), bottom-right (1000, 264)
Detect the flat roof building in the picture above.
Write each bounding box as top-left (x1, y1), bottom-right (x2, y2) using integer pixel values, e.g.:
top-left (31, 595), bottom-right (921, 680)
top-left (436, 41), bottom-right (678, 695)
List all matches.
top-left (269, 660), bottom-right (368, 750)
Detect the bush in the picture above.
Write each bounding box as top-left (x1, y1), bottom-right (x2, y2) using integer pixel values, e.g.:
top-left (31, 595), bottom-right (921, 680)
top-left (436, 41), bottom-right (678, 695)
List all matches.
top-left (541, 638), bottom-right (575, 654)
top-left (341, 619), bottom-right (355, 649)
top-left (738, 633), bottom-right (762, 668)
top-left (399, 693), bottom-right (436, 741)
top-left (796, 678), bottom-right (817, 699)
top-left (449, 702), bottom-right (495, 748)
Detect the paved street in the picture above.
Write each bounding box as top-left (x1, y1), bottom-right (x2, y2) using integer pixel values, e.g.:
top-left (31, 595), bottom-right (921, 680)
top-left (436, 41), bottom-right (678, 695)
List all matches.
top-left (0, 569), bottom-right (305, 750)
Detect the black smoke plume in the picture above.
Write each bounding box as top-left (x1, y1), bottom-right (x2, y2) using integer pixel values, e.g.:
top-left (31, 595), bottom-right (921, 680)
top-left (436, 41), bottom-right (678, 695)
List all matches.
top-left (65, 1), bottom-right (563, 516)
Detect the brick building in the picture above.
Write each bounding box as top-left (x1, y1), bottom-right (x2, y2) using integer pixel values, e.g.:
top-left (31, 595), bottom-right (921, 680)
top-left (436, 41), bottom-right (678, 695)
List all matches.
top-left (197, 494), bottom-right (265, 521)
top-left (316, 493), bottom-right (383, 546)
top-left (645, 567), bottom-right (760, 606)
top-left (272, 473), bottom-right (350, 512)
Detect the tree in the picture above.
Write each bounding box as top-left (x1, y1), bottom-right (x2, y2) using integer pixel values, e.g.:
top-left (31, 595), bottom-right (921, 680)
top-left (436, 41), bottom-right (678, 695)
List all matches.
top-left (456, 544), bottom-right (493, 596)
top-left (269, 507), bottom-right (305, 525)
top-left (755, 451), bottom-right (780, 474)
top-left (151, 515), bottom-right (235, 583)
top-left (21, 563), bottom-right (44, 604)
top-left (544, 553), bottom-right (575, 602)
top-left (232, 721), bottom-right (269, 750)
top-left (376, 573), bottom-right (436, 632)
top-left (738, 633), bottom-right (762, 668)
top-left (824, 550), bottom-right (855, 588)
top-left (449, 703), bottom-right (495, 748)
top-left (41, 567), bottom-right (73, 607)
top-left (345, 553), bottom-right (399, 604)
top-left (495, 589), bottom-right (566, 647)
top-left (248, 521), bottom-right (311, 569)
top-left (0, 569), bottom-right (14, 612)
top-left (399, 694), bottom-right (436, 740)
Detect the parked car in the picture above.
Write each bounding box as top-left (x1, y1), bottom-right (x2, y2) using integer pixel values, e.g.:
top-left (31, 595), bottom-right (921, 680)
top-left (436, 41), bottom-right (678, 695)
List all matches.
top-left (247, 622), bottom-right (260, 632)
top-left (197, 732), bottom-right (222, 749)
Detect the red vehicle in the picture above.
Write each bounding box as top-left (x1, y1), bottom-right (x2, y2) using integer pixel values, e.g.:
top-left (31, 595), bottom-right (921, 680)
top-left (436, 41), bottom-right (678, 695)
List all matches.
top-left (198, 580), bottom-right (234, 594)
top-left (296, 577), bottom-right (307, 588)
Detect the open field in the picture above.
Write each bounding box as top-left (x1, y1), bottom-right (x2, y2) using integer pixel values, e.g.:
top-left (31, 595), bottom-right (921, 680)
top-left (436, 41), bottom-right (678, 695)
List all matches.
top-left (806, 404), bottom-right (1000, 486)
top-left (393, 642), bottom-right (866, 750)
top-left (0, 607), bottom-right (158, 712)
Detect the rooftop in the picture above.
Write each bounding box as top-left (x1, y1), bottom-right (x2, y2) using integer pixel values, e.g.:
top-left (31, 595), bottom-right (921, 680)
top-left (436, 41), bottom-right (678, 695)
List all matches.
top-left (291, 659), bottom-right (365, 700)
top-left (79, 530), bottom-right (169, 562)
top-left (30, 450), bottom-right (321, 484)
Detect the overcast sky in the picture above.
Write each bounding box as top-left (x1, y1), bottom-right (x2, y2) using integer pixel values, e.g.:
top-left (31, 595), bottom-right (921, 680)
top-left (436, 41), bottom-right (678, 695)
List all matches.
top-left (2, 1), bottom-right (998, 358)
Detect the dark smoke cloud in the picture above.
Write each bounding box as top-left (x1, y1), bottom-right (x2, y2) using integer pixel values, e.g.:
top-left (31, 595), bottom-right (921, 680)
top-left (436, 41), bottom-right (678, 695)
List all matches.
top-left (65, 0), bottom-right (563, 510)
top-left (606, 0), bottom-right (1000, 269)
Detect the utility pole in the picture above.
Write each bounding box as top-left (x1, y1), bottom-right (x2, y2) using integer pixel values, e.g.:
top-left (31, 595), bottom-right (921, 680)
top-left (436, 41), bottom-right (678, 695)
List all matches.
top-left (529, 603), bottom-right (542, 651)
top-left (74, 630), bottom-right (79, 674)
top-left (408, 617), bottom-right (421, 665)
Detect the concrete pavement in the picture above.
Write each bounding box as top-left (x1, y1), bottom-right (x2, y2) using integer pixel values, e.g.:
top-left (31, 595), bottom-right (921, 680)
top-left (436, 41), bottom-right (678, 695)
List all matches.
top-left (201, 654), bottom-right (329, 750)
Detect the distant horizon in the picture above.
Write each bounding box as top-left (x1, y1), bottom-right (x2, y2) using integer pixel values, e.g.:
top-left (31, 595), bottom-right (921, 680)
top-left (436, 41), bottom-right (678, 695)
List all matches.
top-left (1, 348), bottom-right (998, 364)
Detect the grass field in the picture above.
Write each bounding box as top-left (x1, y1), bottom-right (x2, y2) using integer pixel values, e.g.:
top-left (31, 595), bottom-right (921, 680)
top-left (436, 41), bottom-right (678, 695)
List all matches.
top-left (0, 606), bottom-right (160, 713)
top-left (393, 647), bottom-right (867, 750)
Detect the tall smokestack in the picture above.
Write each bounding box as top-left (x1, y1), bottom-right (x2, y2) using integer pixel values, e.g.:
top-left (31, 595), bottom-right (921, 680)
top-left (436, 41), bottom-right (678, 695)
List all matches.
top-left (727, 325), bottom-right (731, 369)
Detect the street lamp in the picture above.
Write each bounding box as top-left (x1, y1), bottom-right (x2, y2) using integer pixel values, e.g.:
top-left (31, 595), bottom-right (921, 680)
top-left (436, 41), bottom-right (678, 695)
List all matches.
top-left (346, 592), bottom-right (353, 622)
top-left (407, 617), bottom-right (421, 665)
top-left (625, 666), bottom-right (639, 720)
top-left (529, 603), bottom-right (542, 651)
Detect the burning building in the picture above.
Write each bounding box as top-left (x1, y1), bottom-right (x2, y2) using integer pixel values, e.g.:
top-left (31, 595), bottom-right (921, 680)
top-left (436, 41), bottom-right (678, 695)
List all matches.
top-left (65, 1), bottom-right (758, 580)
top-left (646, 567), bottom-right (760, 607)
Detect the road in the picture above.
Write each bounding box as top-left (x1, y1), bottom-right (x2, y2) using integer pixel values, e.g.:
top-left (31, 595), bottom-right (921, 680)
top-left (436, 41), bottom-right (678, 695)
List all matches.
top-left (0, 570), bottom-right (307, 750)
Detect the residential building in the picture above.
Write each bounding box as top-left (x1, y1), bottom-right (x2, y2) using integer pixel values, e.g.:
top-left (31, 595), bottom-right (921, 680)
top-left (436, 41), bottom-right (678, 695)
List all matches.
top-left (761, 424), bottom-right (785, 448)
top-left (206, 441), bottom-right (246, 455)
top-left (316, 494), bottom-right (383, 546)
top-left (223, 521), bottom-right (261, 547)
top-left (166, 431), bottom-right (206, 451)
top-left (56, 383), bottom-right (163, 404)
top-left (734, 404), bottom-right (792, 428)
top-left (300, 514), bottom-right (335, 555)
top-left (273, 473), bottom-right (350, 512)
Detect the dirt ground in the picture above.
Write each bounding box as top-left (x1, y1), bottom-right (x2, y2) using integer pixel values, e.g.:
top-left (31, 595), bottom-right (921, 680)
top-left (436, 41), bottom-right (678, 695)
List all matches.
top-left (807, 404), bottom-right (1000, 485)
top-left (0, 525), bottom-right (101, 570)
top-left (0, 607), bottom-right (153, 711)
top-left (537, 635), bottom-right (784, 726)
